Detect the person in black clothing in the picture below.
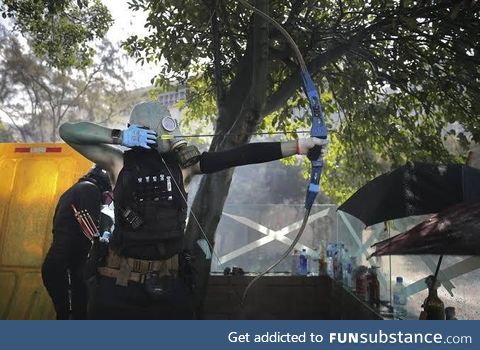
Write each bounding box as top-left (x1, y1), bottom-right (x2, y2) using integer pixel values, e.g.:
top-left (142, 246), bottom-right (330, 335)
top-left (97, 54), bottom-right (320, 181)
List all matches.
top-left (41, 166), bottom-right (112, 320)
top-left (59, 101), bottom-right (328, 319)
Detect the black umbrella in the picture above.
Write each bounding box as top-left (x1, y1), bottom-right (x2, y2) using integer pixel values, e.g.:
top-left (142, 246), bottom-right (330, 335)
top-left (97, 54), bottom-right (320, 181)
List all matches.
top-left (371, 201), bottom-right (480, 257)
top-left (338, 162), bottom-right (480, 227)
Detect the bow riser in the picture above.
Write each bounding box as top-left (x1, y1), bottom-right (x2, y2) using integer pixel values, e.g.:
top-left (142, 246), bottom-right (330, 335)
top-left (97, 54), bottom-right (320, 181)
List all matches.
top-left (301, 72), bottom-right (328, 210)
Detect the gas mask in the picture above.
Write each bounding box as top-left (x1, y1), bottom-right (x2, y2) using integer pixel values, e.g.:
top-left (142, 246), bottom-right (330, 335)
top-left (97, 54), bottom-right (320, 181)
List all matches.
top-left (128, 101), bottom-right (200, 168)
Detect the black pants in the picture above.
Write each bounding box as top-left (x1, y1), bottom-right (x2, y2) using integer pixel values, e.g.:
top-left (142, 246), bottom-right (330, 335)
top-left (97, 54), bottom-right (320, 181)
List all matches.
top-left (88, 275), bottom-right (194, 319)
top-left (41, 256), bottom-right (88, 320)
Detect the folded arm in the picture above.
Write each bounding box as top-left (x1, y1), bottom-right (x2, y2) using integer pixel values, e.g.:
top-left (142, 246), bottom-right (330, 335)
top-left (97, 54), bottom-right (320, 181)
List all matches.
top-left (59, 122), bottom-right (125, 184)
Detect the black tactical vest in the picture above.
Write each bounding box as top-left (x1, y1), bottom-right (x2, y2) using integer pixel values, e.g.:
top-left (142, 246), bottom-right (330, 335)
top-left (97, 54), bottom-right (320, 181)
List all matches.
top-left (110, 149), bottom-right (188, 259)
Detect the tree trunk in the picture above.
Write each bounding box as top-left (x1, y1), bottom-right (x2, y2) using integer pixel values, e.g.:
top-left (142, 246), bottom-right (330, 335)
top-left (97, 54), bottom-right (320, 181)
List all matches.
top-left (186, 0), bottom-right (271, 318)
top-left (185, 169), bottom-right (234, 317)
top-left (186, 107), bottom-right (262, 317)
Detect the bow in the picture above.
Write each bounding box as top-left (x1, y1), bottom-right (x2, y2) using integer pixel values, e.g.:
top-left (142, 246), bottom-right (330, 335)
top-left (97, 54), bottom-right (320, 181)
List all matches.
top-left (238, 0), bottom-right (328, 304)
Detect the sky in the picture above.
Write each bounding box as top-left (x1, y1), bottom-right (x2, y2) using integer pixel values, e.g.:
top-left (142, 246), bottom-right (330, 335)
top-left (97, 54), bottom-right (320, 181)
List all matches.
top-left (101, 0), bottom-right (159, 89)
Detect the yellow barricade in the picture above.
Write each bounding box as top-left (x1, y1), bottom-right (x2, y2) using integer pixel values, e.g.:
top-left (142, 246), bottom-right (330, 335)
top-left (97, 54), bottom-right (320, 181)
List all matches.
top-left (0, 143), bottom-right (92, 319)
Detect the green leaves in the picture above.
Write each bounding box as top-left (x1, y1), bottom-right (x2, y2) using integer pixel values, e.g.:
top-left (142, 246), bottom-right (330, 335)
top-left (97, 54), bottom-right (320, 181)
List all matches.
top-left (3, 0), bottom-right (112, 69)
top-left (122, 0), bottom-right (479, 203)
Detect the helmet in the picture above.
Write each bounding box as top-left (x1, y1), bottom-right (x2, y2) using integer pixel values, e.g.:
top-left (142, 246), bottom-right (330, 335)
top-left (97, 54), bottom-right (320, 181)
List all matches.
top-left (82, 165), bottom-right (112, 193)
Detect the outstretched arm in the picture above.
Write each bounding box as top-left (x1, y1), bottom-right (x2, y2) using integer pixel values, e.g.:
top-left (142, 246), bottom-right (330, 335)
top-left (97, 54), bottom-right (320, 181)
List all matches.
top-left (186, 138), bottom-right (328, 176)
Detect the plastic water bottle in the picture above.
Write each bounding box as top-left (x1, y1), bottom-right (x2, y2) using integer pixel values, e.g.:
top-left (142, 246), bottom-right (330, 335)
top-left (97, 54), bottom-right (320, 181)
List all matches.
top-left (367, 266), bottom-right (380, 307)
top-left (333, 243), bottom-right (344, 283)
top-left (319, 241), bottom-right (327, 276)
top-left (298, 249), bottom-right (308, 276)
top-left (291, 249), bottom-right (299, 275)
top-left (342, 248), bottom-right (350, 286)
top-left (393, 276), bottom-right (407, 319)
top-left (310, 248), bottom-right (320, 276)
top-left (326, 242), bottom-right (335, 278)
top-left (349, 256), bottom-right (357, 290)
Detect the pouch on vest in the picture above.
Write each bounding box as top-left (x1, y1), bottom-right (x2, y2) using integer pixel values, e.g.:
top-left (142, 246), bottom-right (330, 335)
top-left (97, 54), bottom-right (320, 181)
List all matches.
top-left (144, 273), bottom-right (178, 300)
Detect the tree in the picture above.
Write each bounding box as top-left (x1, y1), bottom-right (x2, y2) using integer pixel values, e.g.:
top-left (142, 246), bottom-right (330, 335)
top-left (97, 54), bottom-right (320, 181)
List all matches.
top-left (0, 120), bottom-right (13, 141)
top-left (0, 24), bottom-right (134, 142)
top-left (1, 0), bottom-right (112, 69)
top-left (122, 0), bottom-right (479, 316)
top-left (0, 1), bottom-right (130, 141)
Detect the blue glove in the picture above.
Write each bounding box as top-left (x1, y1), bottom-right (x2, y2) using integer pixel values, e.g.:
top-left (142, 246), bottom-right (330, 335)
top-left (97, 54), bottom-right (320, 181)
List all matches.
top-left (100, 231), bottom-right (111, 243)
top-left (121, 125), bottom-right (157, 149)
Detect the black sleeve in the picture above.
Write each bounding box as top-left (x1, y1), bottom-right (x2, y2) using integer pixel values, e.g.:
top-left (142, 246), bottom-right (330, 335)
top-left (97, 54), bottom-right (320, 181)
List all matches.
top-left (199, 142), bottom-right (283, 174)
top-left (74, 182), bottom-right (102, 225)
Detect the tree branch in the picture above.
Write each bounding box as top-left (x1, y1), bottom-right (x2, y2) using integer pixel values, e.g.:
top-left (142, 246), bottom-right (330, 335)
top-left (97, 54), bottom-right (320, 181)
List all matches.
top-left (210, 1), bottom-right (226, 111)
top-left (250, 0), bottom-right (269, 111)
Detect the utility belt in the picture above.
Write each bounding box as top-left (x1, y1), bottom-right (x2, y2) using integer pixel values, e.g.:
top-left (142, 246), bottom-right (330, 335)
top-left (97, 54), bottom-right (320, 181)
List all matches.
top-left (97, 248), bottom-right (178, 287)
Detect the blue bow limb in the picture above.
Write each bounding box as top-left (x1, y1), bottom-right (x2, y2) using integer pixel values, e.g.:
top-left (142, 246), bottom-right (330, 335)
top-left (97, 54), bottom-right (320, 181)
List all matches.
top-left (301, 71), bottom-right (328, 210)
